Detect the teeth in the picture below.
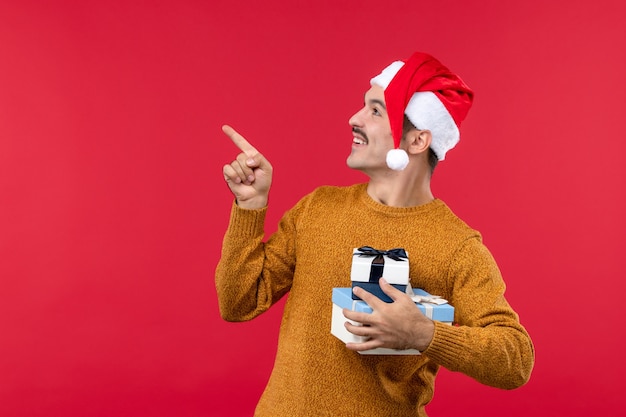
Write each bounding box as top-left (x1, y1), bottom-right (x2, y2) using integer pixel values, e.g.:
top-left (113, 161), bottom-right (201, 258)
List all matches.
top-left (353, 137), bottom-right (366, 145)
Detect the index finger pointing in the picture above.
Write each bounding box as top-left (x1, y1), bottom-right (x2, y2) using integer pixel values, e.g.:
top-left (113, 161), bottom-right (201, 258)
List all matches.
top-left (222, 125), bottom-right (259, 158)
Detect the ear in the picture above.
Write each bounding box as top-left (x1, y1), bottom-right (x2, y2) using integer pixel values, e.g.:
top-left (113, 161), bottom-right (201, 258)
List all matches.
top-left (404, 129), bottom-right (432, 156)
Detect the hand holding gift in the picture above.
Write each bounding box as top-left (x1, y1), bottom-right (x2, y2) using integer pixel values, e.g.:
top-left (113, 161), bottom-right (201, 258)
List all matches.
top-left (342, 278), bottom-right (435, 353)
top-left (330, 245), bottom-right (453, 354)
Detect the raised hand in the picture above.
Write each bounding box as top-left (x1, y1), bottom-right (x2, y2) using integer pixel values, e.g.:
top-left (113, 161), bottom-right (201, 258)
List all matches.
top-left (221, 125), bottom-right (273, 209)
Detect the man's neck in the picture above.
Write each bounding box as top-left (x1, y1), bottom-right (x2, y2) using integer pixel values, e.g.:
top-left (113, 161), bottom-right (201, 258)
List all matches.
top-left (366, 173), bottom-right (434, 208)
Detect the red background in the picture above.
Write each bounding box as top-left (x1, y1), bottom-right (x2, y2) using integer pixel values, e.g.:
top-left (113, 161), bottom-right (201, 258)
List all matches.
top-left (1, 0), bottom-right (625, 416)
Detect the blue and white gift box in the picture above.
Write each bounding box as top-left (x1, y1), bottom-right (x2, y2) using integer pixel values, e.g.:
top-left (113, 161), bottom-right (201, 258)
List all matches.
top-left (330, 287), bottom-right (454, 355)
top-left (351, 246), bottom-right (409, 302)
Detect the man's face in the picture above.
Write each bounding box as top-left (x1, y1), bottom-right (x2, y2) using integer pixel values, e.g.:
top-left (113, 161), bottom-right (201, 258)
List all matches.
top-left (346, 84), bottom-right (395, 173)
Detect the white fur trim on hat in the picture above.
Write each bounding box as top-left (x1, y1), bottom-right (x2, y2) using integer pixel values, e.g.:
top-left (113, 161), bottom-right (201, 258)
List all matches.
top-left (370, 61), bottom-right (459, 161)
top-left (370, 61), bottom-right (404, 89)
top-left (405, 92), bottom-right (459, 161)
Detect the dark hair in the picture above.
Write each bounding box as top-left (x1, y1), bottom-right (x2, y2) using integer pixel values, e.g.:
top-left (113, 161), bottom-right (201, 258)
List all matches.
top-left (403, 116), bottom-right (438, 174)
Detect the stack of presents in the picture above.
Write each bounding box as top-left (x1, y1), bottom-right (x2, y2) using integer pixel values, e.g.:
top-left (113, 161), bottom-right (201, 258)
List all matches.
top-left (331, 246), bottom-right (455, 355)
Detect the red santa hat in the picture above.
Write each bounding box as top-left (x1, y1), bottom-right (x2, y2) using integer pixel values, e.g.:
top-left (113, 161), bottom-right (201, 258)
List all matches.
top-left (370, 52), bottom-right (474, 170)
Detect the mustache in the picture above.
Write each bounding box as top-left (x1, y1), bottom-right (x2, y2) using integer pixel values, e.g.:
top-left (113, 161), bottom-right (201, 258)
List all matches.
top-left (352, 127), bottom-right (369, 142)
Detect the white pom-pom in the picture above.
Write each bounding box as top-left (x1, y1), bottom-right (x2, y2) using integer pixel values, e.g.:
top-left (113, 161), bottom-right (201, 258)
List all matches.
top-left (386, 149), bottom-right (409, 171)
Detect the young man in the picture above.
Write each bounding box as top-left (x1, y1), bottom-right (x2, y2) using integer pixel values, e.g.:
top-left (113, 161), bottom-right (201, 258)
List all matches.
top-left (216, 52), bottom-right (534, 416)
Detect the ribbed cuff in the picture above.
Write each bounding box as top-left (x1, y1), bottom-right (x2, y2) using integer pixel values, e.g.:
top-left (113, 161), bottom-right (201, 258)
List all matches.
top-left (422, 321), bottom-right (467, 366)
top-left (228, 200), bottom-right (267, 237)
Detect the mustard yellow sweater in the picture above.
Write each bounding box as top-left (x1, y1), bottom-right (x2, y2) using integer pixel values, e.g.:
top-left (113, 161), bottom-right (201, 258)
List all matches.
top-left (215, 183), bottom-right (534, 417)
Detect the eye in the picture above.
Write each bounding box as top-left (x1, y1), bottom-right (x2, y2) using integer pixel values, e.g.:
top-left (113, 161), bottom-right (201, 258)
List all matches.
top-left (372, 107), bottom-right (381, 116)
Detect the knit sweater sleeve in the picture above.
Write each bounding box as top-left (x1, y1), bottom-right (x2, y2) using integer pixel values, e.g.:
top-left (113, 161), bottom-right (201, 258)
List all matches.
top-left (422, 236), bottom-right (535, 389)
top-left (214, 200), bottom-right (299, 322)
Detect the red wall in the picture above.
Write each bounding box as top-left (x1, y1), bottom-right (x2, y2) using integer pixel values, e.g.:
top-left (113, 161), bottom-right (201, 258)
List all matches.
top-left (1, 1), bottom-right (625, 416)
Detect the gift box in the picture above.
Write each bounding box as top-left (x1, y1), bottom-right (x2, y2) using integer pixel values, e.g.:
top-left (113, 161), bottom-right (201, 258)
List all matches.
top-left (351, 246), bottom-right (409, 302)
top-left (330, 287), bottom-right (454, 355)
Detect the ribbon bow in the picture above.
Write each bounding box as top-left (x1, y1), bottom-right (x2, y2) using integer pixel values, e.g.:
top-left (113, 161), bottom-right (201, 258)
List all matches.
top-left (354, 246), bottom-right (408, 262)
top-left (406, 286), bottom-right (449, 305)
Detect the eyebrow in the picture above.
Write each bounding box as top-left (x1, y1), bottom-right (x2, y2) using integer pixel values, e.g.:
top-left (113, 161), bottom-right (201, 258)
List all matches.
top-left (367, 98), bottom-right (387, 110)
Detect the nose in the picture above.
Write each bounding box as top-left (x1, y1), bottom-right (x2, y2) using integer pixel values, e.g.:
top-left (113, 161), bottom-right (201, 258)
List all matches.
top-left (349, 106), bottom-right (365, 128)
